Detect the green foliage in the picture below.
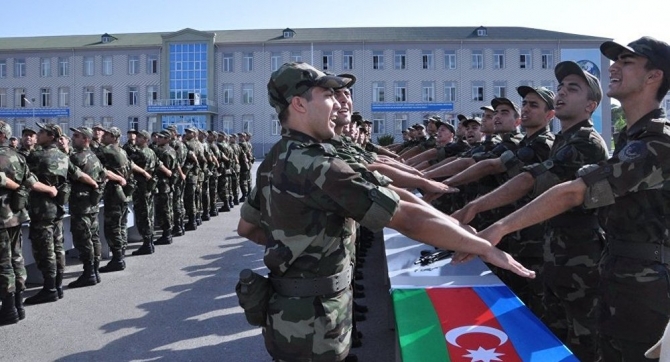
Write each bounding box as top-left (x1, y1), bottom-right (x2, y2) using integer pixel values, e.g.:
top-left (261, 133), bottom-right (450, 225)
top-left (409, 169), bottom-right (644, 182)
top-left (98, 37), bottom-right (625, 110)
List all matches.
top-left (612, 106), bottom-right (626, 132)
top-left (376, 134), bottom-right (395, 146)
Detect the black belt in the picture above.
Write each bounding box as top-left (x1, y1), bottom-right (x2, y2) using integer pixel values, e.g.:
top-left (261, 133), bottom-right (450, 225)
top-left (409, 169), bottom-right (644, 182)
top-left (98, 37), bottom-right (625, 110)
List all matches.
top-left (607, 242), bottom-right (670, 263)
top-left (548, 214), bottom-right (600, 229)
top-left (269, 266), bottom-right (352, 298)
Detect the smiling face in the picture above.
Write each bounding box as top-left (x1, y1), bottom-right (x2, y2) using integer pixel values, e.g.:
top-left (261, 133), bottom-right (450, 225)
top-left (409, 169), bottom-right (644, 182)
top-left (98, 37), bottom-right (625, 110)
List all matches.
top-left (298, 86), bottom-right (341, 141)
top-left (555, 74), bottom-right (596, 123)
top-left (333, 88), bottom-right (353, 128)
top-left (607, 51), bottom-right (656, 102)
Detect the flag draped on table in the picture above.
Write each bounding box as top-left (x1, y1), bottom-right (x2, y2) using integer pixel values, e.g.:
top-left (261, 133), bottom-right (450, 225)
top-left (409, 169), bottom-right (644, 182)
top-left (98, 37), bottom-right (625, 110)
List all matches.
top-left (392, 286), bottom-right (578, 362)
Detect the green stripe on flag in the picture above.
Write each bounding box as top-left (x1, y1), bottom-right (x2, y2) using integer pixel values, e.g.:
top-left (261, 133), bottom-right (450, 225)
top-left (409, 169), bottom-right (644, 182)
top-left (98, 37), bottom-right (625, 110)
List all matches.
top-left (392, 289), bottom-right (451, 362)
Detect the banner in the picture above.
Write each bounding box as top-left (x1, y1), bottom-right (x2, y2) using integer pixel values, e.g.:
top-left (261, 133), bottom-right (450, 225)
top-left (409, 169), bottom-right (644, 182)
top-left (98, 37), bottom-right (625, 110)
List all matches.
top-left (393, 287), bottom-right (577, 362)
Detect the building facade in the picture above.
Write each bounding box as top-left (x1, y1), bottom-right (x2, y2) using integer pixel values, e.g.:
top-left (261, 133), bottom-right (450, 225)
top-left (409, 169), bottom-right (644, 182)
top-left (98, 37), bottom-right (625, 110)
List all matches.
top-left (0, 26), bottom-right (649, 156)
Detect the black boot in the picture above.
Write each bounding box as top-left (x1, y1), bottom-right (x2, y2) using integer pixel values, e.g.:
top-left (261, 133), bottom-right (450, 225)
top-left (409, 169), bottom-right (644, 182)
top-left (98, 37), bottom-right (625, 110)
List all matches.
top-left (0, 292), bottom-right (19, 326)
top-left (201, 213), bottom-right (210, 221)
top-left (172, 225), bottom-right (184, 237)
top-left (132, 238), bottom-right (154, 255)
top-left (196, 213), bottom-right (202, 225)
top-left (93, 260), bottom-right (101, 283)
top-left (239, 195), bottom-right (246, 203)
top-left (185, 217), bottom-right (197, 231)
top-left (219, 202), bottom-right (231, 212)
top-left (233, 197), bottom-right (239, 205)
top-left (15, 290), bottom-right (24, 320)
top-left (24, 277), bottom-right (58, 305)
top-left (67, 262), bottom-right (97, 288)
top-left (210, 208), bottom-right (218, 217)
top-left (154, 230), bottom-right (173, 245)
top-left (228, 196), bottom-right (235, 208)
top-left (55, 269), bottom-right (64, 299)
top-left (98, 253), bottom-right (125, 273)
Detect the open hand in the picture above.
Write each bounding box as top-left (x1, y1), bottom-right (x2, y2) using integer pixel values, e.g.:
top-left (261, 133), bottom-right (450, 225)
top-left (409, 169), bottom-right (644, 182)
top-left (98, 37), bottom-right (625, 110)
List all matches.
top-left (480, 248), bottom-right (535, 279)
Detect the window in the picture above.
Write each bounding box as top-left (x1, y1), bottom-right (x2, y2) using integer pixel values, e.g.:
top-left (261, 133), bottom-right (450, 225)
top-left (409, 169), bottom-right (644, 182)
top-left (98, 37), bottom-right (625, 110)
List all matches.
top-left (394, 114), bottom-right (409, 134)
top-left (147, 86), bottom-right (158, 105)
top-left (422, 81), bottom-right (435, 102)
top-left (0, 89), bottom-right (6, 107)
top-left (128, 55), bottom-right (140, 74)
top-left (422, 50), bottom-right (434, 70)
top-left (84, 56), bottom-right (94, 76)
top-left (271, 114), bottom-right (280, 135)
top-left (14, 120), bottom-right (25, 136)
top-left (372, 82), bottom-right (385, 102)
top-left (14, 59), bottom-right (26, 77)
top-left (283, 30), bottom-right (294, 39)
top-left (343, 51), bottom-right (354, 70)
top-left (102, 56), bottom-right (113, 75)
top-left (373, 114), bottom-right (385, 134)
top-left (541, 50), bottom-right (554, 69)
top-left (41, 58), bottom-right (51, 77)
top-left (471, 51), bottom-right (483, 69)
top-left (58, 87), bottom-right (69, 107)
top-left (83, 117), bottom-right (94, 128)
top-left (477, 28), bottom-right (488, 37)
top-left (373, 51), bottom-right (384, 70)
top-left (242, 115), bottom-right (254, 134)
top-left (15, 89), bottom-right (26, 108)
top-left (271, 53), bottom-right (281, 72)
top-left (322, 51), bottom-right (333, 70)
top-left (147, 55), bottom-right (158, 74)
top-left (128, 86), bottom-right (138, 106)
top-left (147, 116), bottom-right (157, 133)
top-left (0, 60), bottom-right (6, 78)
top-left (472, 83), bottom-right (484, 101)
top-left (291, 51), bottom-right (302, 62)
top-left (540, 80), bottom-right (556, 93)
top-left (221, 115), bottom-right (233, 134)
top-left (84, 87), bottom-right (94, 106)
top-left (243, 53), bottom-right (253, 72)
top-left (520, 50), bottom-right (531, 69)
top-left (39, 88), bottom-right (51, 107)
top-left (444, 51), bottom-right (456, 69)
top-left (223, 53), bottom-right (233, 72)
top-left (242, 83), bottom-right (254, 104)
top-left (58, 57), bottom-right (69, 76)
top-left (394, 51), bottom-right (406, 70)
top-left (102, 117), bottom-right (113, 129)
top-left (222, 83), bottom-right (234, 104)
top-left (394, 81), bottom-right (407, 102)
top-left (520, 80), bottom-right (534, 87)
top-left (444, 82), bottom-right (457, 102)
top-left (493, 50), bottom-right (505, 69)
top-left (102, 86), bottom-right (112, 106)
top-left (493, 81), bottom-right (506, 98)
top-left (128, 117), bottom-right (139, 131)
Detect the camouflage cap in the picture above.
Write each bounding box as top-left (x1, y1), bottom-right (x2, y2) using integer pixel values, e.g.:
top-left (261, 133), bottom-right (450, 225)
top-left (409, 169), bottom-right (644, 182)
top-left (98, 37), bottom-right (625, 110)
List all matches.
top-left (208, 130), bottom-right (218, 137)
top-left (166, 125), bottom-right (178, 132)
top-left (69, 126), bottom-right (93, 139)
top-left (517, 86), bottom-right (556, 110)
top-left (184, 126), bottom-right (198, 133)
top-left (106, 127), bottom-right (122, 138)
top-left (363, 119), bottom-right (373, 125)
top-left (351, 112), bottom-right (363, 123)
top-left (401, 129), bottom-right (408, 133)
top-left (555, 61), bottom-right (603, 105)
top-left (412, 123), bottom-right (425, 130)
top-left (92, 124), bottom-right (105, 130)
top-left (480, 105), bottom-right (495, 112)
top-left (601, 36), bottom-right (670, 82)
top-left (337, 73), bottom-right (357, 88)
top-left (463, 117), bottom-right (482, 127)
top-left (435, 120), bottom-right (456, 134)
top-left (491, 97), bottom-right (521, 115)
top-left (9, 136), bottom-right (17, 141)
top-left (456, 114), bottom-right (469, 123)
top-left (137, 130), bottom-right (151, 139)
top-left (156, 130), bottom-right (171, 138)
top-left (267, 62), bottom-right (353, 114)
top-left (37, 122), bottom-right (63, 138)
top-left (0, 121), bottom-right (12, 138)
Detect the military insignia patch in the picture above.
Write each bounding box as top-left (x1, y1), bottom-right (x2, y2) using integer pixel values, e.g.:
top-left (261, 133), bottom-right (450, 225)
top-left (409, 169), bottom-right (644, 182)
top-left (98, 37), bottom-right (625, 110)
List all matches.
top-left (619, 140), bottom-right (647, 162)
top-left (555, 146), bottom-right (575, 162)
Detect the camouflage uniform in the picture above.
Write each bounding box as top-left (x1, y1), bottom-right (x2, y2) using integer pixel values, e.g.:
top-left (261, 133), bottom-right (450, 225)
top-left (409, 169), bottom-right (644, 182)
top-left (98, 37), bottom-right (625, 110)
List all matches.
top-left (229, 136), bottom-right (241, 204)
top-left (129, 139), bottom-right (159, 248)
top-left (237, 134), bottom-right (251, 201)
top-left (169, 135), bottom-right (187, 235)
top-left (206, 137), bottom-right (220, 216)
top-left (216, 135), bottom-right (233, 211)
top-left (241, 128), bottom-right (399, 361)
top-left (183, 132), bottom-right (203, 229)
top-left (154, 135), bottom-right (177, 237)
top-left (0, 136), bottom-right (37, 322)
top-left (579, 109), bottom-right (670, 360)
top-left (197, 135), bottom-right (210, 220)
top-left (96, 131), bottom-right (134, 271)
top-left (523, 119), bottom-right (609, 360)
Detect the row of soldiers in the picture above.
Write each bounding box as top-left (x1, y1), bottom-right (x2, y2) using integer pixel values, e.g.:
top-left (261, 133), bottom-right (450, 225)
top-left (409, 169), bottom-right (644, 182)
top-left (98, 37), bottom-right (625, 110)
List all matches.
top-left (0, 121), bottom-right (254, 326)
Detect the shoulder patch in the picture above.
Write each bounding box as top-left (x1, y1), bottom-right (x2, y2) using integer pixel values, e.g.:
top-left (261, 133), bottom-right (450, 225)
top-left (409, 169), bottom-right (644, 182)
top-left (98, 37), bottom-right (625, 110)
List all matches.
top-left (555, 146), bottom-right (575, 162)
top-left (618, 140), bottom-right (647, 162)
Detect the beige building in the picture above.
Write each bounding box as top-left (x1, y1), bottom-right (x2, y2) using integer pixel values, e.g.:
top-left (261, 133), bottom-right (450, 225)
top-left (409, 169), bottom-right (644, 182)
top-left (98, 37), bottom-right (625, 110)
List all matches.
top-left (0, 26), bottom-right (635, 155)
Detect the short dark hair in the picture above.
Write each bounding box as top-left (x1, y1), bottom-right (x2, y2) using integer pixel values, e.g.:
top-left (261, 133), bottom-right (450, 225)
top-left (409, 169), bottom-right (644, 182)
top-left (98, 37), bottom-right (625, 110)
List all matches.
top-left (277, 86), bottom-right (315, 124)
top-left (645, 59), bottom-right (670, 102)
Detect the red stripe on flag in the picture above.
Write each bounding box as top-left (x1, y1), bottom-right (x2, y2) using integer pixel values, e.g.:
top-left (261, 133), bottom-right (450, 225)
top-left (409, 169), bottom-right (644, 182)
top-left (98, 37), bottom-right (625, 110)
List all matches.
top-left (426, 288), bottom-right (522, 362)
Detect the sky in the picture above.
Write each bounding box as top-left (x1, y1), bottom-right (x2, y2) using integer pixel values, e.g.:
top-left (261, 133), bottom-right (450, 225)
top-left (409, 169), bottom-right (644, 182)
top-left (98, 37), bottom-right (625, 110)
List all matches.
top-left (1, 0), bottom-right (669, 43)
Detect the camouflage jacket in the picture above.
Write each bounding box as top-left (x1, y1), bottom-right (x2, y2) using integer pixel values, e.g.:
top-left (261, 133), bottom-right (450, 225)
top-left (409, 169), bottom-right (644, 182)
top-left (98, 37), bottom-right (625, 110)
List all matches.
top-left (154, 143), bottom-right (178, 193)
top-left (216, 141), bottom-right (233, 172)
top-left (97, 144), bottom-right (134, 203)
top-left (170, 139), bottom-right (188, 168)
top-left (0, 142), bottom-right (37, 227)
top-left (69, 146), bottom-right (107, 215)
top-left (433, 138), bottom-right (471, 164)
top-left (130, 146), bottom-right (160, 193)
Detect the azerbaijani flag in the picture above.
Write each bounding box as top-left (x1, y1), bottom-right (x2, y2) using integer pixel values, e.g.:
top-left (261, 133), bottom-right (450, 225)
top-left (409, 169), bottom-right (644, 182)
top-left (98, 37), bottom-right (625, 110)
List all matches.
top-left (393, 286), bottom-right (577, 362)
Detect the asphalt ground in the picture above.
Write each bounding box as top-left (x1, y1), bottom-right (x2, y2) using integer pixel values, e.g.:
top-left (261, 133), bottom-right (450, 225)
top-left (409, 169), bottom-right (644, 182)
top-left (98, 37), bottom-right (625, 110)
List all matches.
top-left (0, 162), bottom-right (396, 362)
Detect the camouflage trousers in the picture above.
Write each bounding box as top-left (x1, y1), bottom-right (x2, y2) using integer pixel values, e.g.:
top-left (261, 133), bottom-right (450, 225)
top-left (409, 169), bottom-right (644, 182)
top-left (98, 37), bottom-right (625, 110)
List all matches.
top-left (264, 289), bottom-right (353, 362)
top-left (132, 191), bottom-right (155, 241)
top-left (29, 218), bottom-right (65, 279)
top-left (208, 175), bottom-right (218, 212)
top-left (173, 178), bottom-right (185, 228)
top-left (103, 201), bottom-right (129, 254)
top-left (239, 169), bottom-right (250, 197)
top-left (155, 192), bottom-right (173, 231)
top-left (230, 172), bottom-right (239, 201)
top-left (0, 225), bottom-right (26, 297)
top-left (218, 172), bottom-right (229, 202)
top-left (70, 212), bottom-right (101, 263)
top-left (184, 181), bottom-right (198, 220)
top-left (597, 253), bottom-right (670, 362)
top-left (200, 177), bottom-right (209, 215)
top-left (542, 227), bottom-right (603, 362)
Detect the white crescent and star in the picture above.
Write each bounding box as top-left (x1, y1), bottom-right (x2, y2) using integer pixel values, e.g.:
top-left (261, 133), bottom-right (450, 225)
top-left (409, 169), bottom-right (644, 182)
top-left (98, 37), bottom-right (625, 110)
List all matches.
top-left (445, 325), bottom-right (509, 348)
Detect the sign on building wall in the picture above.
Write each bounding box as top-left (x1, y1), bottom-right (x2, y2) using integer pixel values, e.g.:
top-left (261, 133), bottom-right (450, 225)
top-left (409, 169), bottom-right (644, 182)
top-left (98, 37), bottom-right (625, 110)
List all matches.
top-left (560, 49), bottom-right (603, 133)
top-left (371, 102), bottom-right (454, 112)
top-left (147, 105), bottom-right (208, 113)
top-left (0, 108), bottom-right (70, 118)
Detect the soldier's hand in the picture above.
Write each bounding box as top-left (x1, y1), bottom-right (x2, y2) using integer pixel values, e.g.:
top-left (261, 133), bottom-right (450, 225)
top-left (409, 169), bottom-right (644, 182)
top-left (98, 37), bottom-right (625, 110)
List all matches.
top-left (452, 204), bottom-right (477, 225)
top-left (480, 248), bottom-right (535, 279)
top-left (451, 251), bottom-right (477, 264)
top-left (423, 179), bottom-right (458, 194)
top-left (118, 177), bottom-right (127, 187)
top-left (47, 186), bottom-right (58, 198)
top-left (144, 171), bottom-right (152, 180)
top-left (477, 223), bottom-right (504, 247)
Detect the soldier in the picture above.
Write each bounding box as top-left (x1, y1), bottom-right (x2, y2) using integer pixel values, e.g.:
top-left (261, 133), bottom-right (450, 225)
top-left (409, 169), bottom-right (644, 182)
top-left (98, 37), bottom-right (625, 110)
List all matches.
top-left (8, 137), bottom-right (18, 149)
top-left (58, 135), bottom-right (72, 155)
top-left (167, 125), bottom-right (187, 237)
top-left (0, 121), bottom-right (57, 324)
top-left (67, 127), bottom-right (111, 288)
top-left (465, 60), bottom-right (612, 361)
top-left (153, 131), bottom-right (177, 246)
top-left (17, 127), bottom-right (37, 159)
top-left (206, 131), bottom-right (221, 217)
top-left (96, 127), bottom-right (151, 273)
top-left (237, 62), bottom-right (534, 362)
top-left (90, 124), bottom-right (105, 156)
top-left (216, 132), bottom-right (233, 212)
top-left (24, 123), bottom-right (98, 305)
top-left (129, 130), bottom-right (160, 255)
top-left (228, 134), bottom-right (241, 206)
top-left (237, 132), bottom-right (251, 202)
top-left (196, 130), bottom-right (211, 222)
top-left (182, 127), bottom-right (203, 231)
top-left (123, 130), bottom-right (137, 155)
